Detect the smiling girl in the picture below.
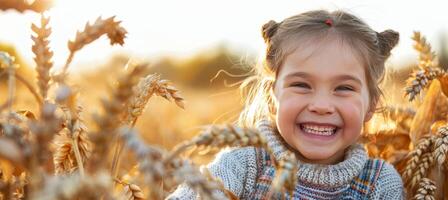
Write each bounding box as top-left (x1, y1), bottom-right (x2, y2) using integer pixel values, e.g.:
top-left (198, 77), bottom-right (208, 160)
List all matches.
top-left (168, 9), bottom-right (404, 199)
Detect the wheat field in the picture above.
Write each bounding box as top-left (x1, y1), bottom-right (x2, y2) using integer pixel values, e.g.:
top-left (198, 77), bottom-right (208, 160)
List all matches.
top-left (1, 1), bottom-right (448, 200)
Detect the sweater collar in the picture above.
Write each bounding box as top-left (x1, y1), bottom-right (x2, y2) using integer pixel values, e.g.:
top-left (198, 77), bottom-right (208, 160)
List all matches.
top-left (256, 119), bottom-right (368, 188)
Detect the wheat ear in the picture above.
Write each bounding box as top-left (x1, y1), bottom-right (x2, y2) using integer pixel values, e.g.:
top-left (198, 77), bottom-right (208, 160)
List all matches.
top-left (32, 13), bottom-right (53, 100)
top-left (111, 73), bottom-right (184, 177)
top-left (0, 0), bottom-right (52, 13)
top-left (125, 73), bottom-right (184, 126)
top-left (115, 178), bottom-right (145, 200)
top-left (413, 178), bottom-right (436, 200)
top-left (167, 124), bottom-right (297, 198)
top-left (433, 125), bottom-right (448, 165)
top-left (412, 31), bottom-right (436, 68)
top-left (53, 128), bottom-right (74, 175)
top-left (403, 135), bottom-right (434, 186)
top-left (410, 152), bottom-right (434, 189)
top-left (119, 126), bottom-right (226, 200)
top-left (405, 67), bottom-right (443, 101)
top-left (88, 63), bottom-right (148, 172)
top-left (267, 151), bottom-right (298, 199)
top-left (166, 124), bottom-right (267, 162)
top-left (405, 31), bottom-right (445, 101)
top-left (60, 16), bottom-right (127, 77)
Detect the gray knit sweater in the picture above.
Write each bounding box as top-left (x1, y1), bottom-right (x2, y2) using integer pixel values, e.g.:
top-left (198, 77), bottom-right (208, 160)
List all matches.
top-left (167, 120), bottom-right (405, 199)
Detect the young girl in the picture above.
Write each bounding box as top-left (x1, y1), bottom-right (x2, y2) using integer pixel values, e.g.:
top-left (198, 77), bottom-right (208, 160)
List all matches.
top-left (168, 9), bottom-right (404, 199)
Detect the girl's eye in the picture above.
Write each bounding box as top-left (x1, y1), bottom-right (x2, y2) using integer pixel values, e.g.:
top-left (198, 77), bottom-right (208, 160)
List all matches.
top-left (291, 82), bottom-right (311, 89)
top-left (336, 85), bottom-right (354, 91)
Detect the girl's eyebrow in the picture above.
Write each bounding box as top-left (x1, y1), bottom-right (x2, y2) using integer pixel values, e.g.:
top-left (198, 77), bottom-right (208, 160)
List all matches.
top-left (285, 72), bottom-right (362, 85)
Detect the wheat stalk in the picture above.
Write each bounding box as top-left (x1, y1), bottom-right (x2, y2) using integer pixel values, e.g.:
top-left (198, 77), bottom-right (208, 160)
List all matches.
top-left (53, 128), bottom-right (74, 175)
top-left (170, 160), bottom-right (225, 200)
top-left (52, 114), bottom-right (91, 176)
top-left (125, 73), bottom-right (184, 126)
top-left (28, 102), bottom-right (63, 174)
top-left (32, 13), bottom-right (53, 100)
top-left (53, 86), bottom-right (89, 175)
top-left (0, 52), bottom-right (16, 113)
top-left (122, 184), bottom-right (145, 200)
top-left (71, 115), bottom-right (92, 172)
top-left (119, 126), bottom-right (226, 200)
top-left (118, 126), bottom-right (165, 199)
top-left (31, 171), bottom-right (112, 200)
top-left (268, 151), bottom-right (298, 199)
top-left (58, 16), bottom-right (127, 78)
top-left (56, 86), bottom-right (92, 177)
top-left (150, 79), bottom-right (185, 110)
top-left (410, 152), bottom-right (434, 189)
top-left (405, 31), bottom-right (446, 101)
top-left (413, 178), bottom-right (436, 200)
top-left (88, 63), bottom-right (148, 172)
top-left (434, 125), bottom-right (448, 165)
top-left (166, 124), bottom-right (298, 199)
top-left (111, 73), bottom-right (184, 177)
top-left (0, 52), bottom-right (43, 108)
top-left (405, 67), bottom-right (443, 101)
top-left (200, 167), bottom-right (239, 200)
top-left (0, 0), bottom-right (52, 13)
top-left (16, 73), bottom-right (44, 105)
top-left (412, 31), bottom-right (436, 68)
top-left (115, 178), bottom-right (145, 200)
top-left (166, 124), bottom-right (267, 162)
top-left (403, 135), bottom-right (434, 185)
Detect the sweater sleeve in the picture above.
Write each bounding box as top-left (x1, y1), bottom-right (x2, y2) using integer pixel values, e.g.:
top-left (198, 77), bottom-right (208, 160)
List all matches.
top-left (369, 161), bottom-right (405, 200)
top-left (166, 146), bottom-right (258, 199)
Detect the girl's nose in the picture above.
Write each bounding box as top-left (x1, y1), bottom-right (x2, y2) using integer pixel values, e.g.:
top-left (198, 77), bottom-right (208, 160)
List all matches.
top-left (307, 98), bottom-right (335, 115)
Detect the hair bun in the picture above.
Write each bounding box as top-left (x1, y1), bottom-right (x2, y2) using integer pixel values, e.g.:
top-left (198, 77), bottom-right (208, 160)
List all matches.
top-left (377, 29), bottom-right (399, 58)
top-left (262, 20), bottom-right (280, 44)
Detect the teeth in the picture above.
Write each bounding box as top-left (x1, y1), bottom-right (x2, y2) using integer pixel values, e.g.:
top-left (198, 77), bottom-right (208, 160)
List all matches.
top-left (301, 124), bottom-right (337, 136)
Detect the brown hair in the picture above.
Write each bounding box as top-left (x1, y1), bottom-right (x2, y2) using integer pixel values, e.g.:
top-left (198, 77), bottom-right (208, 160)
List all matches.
top-left (238, 10), bottom-right (399, 127)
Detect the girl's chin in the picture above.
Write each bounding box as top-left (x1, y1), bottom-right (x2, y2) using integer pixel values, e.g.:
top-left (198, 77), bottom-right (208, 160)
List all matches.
top-left (295, 148), bottom-right (344, 165)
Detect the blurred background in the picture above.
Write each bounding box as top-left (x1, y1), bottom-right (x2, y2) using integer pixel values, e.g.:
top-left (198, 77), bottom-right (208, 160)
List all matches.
top-left (1, 0), bottom-right (448, 151)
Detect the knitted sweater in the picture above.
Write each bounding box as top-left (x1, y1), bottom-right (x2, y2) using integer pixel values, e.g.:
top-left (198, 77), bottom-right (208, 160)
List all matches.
top-left (167, 120), bottom-right (405, 199)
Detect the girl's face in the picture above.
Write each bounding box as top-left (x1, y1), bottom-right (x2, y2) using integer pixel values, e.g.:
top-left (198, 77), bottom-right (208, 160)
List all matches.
top-left (273, 36), bottom-right (374, 165)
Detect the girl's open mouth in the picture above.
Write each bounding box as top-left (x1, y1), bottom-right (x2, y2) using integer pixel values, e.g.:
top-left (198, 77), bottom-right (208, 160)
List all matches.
top-left (298, 123), bottom-right (340, 138)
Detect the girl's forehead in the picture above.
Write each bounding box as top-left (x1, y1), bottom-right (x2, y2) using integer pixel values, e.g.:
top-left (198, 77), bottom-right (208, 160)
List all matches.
top-left (286, 34), bottom-right (362, 62)
top-left (282, 36), bottom-right (365, 70)
top-left (275, 35), bottom-right (368, 86)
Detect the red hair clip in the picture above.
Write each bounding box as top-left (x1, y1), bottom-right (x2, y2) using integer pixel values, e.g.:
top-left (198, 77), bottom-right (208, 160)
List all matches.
top-left (324, 19), bottom-right (333, 27)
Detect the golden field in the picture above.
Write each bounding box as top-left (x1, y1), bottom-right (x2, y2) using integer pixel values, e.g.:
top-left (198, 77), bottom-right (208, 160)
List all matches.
top-left (1, 1), bottom-right (448, 199)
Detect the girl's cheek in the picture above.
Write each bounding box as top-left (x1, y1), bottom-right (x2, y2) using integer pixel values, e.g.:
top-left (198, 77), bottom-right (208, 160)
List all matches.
top-left (336, 97), bottom-right (365, 124)
top-left (282, 93), bottom-right (308, 107)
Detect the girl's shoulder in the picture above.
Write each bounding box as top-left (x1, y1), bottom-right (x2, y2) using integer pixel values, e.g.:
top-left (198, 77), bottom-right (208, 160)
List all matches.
top-left (207, 146), bottom-right (261, 197)
top-left (359, 158), bottom-right (405, 199)
top-left (210, 146), bottom-right (259, 166)
top-left (167, 147), bottom-right (261, 199)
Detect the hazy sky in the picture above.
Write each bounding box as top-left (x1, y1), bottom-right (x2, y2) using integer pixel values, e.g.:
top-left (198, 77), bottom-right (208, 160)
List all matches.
top-left (1, 0), bottom-right (447, 71)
